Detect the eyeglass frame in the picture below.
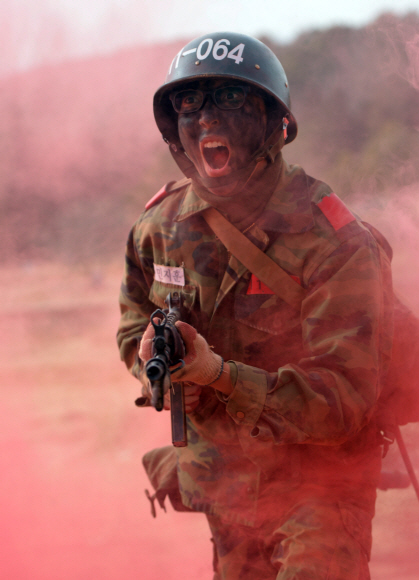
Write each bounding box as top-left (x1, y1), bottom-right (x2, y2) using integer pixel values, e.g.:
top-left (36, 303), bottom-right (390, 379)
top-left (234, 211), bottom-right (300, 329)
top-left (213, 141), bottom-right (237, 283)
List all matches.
top-left (169, 84), bottom-right (251, 114)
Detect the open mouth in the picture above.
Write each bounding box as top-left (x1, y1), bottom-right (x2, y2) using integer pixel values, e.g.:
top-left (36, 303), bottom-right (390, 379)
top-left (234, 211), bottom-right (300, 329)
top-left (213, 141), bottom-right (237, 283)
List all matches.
top-left (201, 139), bottom-right (230, 175)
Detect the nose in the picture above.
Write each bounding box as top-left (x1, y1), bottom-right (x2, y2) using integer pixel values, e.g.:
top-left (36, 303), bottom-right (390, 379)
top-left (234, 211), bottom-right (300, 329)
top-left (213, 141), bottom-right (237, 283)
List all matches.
top-left (198, 97), bottom-right (220, 129)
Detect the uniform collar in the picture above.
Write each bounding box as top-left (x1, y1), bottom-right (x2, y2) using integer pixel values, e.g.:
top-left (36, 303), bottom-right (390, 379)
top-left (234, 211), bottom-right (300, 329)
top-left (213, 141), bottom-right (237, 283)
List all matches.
top-left (174, 160), bottom-right (316, 235)
top-left (255, 162), bottom-right (315, 234)
top-left (174, 185), bottom-right (212, 222)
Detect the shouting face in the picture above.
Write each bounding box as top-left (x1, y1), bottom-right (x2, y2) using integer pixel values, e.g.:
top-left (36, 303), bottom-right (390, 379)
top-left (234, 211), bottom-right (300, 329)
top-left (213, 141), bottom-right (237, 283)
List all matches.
top-left (176, 79), bottom-right (267, 191)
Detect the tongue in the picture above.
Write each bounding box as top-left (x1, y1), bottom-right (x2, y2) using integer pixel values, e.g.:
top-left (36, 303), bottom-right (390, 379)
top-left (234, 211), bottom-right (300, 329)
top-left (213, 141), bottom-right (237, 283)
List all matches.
top-left (205, 146), bottom-right (229, 169)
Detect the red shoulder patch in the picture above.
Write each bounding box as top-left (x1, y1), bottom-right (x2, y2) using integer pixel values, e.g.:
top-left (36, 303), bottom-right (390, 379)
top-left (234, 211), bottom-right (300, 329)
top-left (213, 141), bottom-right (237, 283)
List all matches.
top-left (145, 177), bottom-right (191, 210)
top-left (317, 193), bottom-right (356, 231)
top-left (145, 181), bottom-right (175, 210)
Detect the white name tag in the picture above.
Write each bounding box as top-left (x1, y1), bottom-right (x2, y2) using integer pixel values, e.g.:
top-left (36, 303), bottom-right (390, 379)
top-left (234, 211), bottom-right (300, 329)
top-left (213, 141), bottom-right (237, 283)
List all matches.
top-left (153, 264), bottom-right (185, 286)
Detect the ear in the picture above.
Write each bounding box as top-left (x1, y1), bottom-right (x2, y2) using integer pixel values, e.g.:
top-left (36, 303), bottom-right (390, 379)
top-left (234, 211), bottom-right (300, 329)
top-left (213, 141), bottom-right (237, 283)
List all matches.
top-left (282, 117), bottom-right (289, 141)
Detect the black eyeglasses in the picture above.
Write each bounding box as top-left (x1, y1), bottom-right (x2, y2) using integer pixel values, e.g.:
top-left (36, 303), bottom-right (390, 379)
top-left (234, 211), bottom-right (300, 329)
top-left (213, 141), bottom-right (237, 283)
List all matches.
top-left (170, 85), bottom-right (250, 114)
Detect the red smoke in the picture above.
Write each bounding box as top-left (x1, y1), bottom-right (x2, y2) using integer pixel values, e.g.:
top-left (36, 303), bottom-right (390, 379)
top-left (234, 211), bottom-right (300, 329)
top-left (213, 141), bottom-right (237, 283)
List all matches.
top-left (1, 13), bottom-right (419, 580)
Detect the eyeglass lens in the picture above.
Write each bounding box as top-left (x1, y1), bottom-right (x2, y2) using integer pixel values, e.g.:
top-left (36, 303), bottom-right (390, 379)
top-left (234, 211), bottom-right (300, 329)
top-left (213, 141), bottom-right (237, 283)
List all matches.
top-left (172, 86), bottom-right (247, 113)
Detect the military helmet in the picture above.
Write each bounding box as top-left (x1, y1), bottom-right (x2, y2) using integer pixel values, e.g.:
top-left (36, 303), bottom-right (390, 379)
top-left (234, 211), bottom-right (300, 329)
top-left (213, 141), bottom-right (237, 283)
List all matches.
top-left (153, 32), bottom-right (298, 147)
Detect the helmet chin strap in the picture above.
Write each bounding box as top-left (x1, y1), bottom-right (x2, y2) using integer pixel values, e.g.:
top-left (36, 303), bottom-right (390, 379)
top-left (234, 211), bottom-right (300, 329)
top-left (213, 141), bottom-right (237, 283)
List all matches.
top-left (169, 121), bottom-right (286, 195)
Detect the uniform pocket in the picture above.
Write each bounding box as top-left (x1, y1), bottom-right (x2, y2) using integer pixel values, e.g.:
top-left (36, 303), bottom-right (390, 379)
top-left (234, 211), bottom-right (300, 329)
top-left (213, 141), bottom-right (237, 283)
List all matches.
top-left (234, 293), bottom-right (301, 336)
top-left (142, 446), bottom-right (193, 515)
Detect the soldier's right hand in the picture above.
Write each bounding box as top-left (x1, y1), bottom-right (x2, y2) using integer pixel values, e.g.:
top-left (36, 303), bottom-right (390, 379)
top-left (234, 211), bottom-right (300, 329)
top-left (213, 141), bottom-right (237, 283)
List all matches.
top-left (138, 321), bottom-right (155, 363)
top-left (138, 322), bottom-right (171, 410)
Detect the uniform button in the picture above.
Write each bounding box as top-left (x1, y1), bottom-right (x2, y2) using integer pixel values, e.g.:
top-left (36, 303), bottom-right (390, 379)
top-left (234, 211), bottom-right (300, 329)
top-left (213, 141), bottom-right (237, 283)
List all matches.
top-left (246, 486), bottom-right (254, 494)
top-left (236, 411), bottom-right (245, 419)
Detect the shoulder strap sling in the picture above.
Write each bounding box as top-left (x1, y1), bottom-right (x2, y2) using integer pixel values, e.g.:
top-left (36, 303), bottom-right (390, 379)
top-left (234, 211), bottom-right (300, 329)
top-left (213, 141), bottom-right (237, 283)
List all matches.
top-left (203, 207), bottom-right (306, 311)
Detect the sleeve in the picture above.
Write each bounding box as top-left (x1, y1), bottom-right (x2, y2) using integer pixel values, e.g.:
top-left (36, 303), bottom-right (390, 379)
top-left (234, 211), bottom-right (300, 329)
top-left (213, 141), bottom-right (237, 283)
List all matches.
top-left (220, 230), bottom-right (393, 447)
top-left (116, 222), bottom-right (154, 383)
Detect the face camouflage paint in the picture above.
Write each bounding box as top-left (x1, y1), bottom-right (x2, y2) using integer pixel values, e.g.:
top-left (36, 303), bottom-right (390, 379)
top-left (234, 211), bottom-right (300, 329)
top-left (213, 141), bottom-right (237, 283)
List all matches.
top-left (177, 79), bottom-right (267, 180)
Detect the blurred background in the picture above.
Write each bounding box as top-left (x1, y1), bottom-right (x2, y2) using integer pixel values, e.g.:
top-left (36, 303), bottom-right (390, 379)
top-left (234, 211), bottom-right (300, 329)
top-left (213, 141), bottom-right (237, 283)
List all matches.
top-left (1, 1), bottom-right (419, 579)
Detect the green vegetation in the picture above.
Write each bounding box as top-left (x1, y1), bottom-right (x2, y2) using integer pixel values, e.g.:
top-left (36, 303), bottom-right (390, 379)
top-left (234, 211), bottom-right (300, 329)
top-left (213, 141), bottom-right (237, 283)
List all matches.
top-left (268, 12), bottom-right (419, 196)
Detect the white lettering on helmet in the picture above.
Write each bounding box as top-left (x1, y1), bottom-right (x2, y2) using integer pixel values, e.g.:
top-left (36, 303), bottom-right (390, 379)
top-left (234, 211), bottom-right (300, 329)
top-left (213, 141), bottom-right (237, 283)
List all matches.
top-left (197, 38), bottom-right (214, 60)
top-left (212, 39), bottom-right (230, 60)
top-left (227, 43), bottom-right (245, 64)
top-left (169, 38), bottom-right (246, 73)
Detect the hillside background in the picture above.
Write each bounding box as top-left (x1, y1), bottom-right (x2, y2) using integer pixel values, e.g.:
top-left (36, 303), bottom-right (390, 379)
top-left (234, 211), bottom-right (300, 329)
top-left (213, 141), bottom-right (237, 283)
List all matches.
top-left (1, 12), bottom-right (419, 580)
top-left (1, 12), bottom-right (419, 265)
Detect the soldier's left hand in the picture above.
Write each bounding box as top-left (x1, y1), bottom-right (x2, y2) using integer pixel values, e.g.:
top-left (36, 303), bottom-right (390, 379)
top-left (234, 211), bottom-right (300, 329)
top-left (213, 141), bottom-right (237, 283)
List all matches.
top-left (171, 321), bottom-right (223, 386)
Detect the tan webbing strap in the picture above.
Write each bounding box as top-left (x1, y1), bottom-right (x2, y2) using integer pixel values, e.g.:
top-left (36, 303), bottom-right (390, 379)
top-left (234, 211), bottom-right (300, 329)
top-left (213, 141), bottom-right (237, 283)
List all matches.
top-left (203, 207), bottom-right (307, 311)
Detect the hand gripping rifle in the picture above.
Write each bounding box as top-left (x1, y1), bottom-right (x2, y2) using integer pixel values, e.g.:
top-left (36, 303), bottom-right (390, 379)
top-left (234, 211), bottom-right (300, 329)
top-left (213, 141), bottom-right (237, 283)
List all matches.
top-left (135, 291), bottom-right (188, 447)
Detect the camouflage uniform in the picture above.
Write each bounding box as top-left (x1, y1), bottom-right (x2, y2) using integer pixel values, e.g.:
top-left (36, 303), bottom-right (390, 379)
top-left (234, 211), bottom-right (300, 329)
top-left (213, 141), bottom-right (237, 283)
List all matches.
top-left (117, 158), bottom-right (393, 579)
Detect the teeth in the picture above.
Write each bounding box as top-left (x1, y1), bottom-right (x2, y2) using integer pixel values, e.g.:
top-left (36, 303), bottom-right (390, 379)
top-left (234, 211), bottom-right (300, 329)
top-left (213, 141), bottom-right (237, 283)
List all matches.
top-left (204, 141), bottom-right (225, 148)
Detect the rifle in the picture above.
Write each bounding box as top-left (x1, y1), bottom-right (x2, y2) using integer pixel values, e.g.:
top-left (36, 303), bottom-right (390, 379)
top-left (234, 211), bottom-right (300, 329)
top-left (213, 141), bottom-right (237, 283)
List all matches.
top-left (395, 426), bottom-right (419, 501)
top-left (135, 291), bottom-right (188, 447)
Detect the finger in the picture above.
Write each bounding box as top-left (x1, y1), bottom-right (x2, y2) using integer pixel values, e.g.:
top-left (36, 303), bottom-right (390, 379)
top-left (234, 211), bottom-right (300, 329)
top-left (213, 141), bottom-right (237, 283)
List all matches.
top-left (138, 322), bottom-right (156, 361)
top-left (163, 391), bottom-right (171, 411)
top-left (174, 321), bottom-right (198, 352)
top-left (184, 383), bottom-right (202, 397)
top-left (163, 373), bottom-right (171, 394)
top-left (138, 338), bottom-right (153, 362)
top-left (185, 397), bottom-right (200, 414)
top-left (144, 321), bottom-right (157, 339)
top-left (184, 384), bottom-right (201, 414)
top-left (185, 393), bottom-right (200, 406)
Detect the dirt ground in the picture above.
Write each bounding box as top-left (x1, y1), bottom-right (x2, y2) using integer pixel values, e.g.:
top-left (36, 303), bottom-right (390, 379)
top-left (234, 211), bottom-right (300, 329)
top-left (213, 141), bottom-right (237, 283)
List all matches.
top-left (1, 262), bottom-right (418, 580)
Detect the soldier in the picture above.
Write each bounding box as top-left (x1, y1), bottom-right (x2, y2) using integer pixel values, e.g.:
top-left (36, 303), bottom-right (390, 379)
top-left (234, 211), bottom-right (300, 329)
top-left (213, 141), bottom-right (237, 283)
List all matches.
top-left (117, 33), bottom-right (393, 579)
